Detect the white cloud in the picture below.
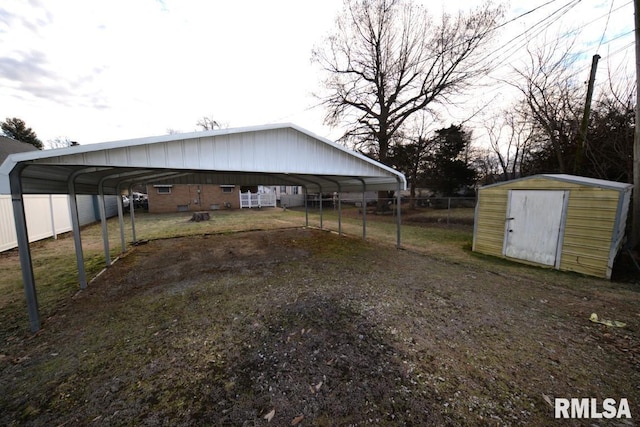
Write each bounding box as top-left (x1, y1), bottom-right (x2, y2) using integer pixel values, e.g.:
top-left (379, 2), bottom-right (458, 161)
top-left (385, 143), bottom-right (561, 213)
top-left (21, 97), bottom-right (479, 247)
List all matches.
top-left (0, 0), bottom-right (634, 146)
top-left (0, 0), bottom-right (344, 143)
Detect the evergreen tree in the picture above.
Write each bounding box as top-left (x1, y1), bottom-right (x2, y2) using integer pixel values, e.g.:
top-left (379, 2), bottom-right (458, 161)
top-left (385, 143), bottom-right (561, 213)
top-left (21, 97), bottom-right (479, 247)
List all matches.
top-left (425, 125), bottom-right (475, 196)
top-left (1, 117), bottom-right (43, 149)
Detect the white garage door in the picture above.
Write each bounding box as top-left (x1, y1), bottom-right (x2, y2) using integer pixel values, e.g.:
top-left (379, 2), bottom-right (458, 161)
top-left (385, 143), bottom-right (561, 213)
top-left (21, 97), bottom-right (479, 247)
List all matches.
top-left (503, 190), bottom-right (567, 267)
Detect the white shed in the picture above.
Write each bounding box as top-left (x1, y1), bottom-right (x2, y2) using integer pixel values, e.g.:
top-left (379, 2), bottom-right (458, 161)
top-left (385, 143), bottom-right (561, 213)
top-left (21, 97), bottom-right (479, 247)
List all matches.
top-left (473, 174), bottom-right (632, 279)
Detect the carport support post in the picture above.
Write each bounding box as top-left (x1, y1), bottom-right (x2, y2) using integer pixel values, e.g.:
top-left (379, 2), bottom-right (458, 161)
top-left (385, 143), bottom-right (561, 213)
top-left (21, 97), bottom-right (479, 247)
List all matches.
top-left (98, 181), bottom-right (111, 267)
top-left (361, 181), bottom-right (367, 240)
top-left (116, 185), bottom-right (126, 253)
top-left (48, 194), bottom-right (57, 239)
top-left (319, 186), bottom-right (323, 230)
top-left (304, 186), bottom-right (309, 228)
top-left (9, 167), bottom-right (40, 332)
top-left (396, 178), bottom-right (402, 248)
top-left (129, 186), bottom-right (137, 243)
top-left (338, 190), bottom-right (342, 236)
top-left (68, 179), bottom-right (88, 289)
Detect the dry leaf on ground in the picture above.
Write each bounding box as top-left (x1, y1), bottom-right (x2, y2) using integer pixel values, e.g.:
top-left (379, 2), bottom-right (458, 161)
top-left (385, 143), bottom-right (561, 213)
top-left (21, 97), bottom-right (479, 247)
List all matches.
top-left (263, 409), bottom-right (275, 422)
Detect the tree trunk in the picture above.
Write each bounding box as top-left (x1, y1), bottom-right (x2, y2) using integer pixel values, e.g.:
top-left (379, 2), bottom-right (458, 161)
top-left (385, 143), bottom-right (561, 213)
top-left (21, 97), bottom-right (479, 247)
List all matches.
top-left (409, 183), bottom-right (416, 209)
top-left (377, 190), bottom-right (389, 211)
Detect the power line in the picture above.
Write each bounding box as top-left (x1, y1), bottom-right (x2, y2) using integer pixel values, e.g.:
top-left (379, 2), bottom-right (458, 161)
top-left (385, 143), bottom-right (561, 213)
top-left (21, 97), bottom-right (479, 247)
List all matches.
top-left (597, 0), bottom-right (616, 52)
top-left (483, 0), bottom-right (631, 75)
top-left (480, 0), bottom-right (584, 73)
top-left (480, 0), bottom-right (634, 86)
top-left (417, 0), bottom-right (582, 76)
top-left (547, 30), bottom-right (635, 82)
top-left (491, 0), bottom-right (561, 31)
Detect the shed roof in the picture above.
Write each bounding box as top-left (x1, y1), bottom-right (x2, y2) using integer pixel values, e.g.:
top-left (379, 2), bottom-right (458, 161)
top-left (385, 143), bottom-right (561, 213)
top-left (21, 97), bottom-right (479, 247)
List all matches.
top-left (480, 174), bottom-right (632, 192)
top-left (0, 136), bottom-right (39, 163)
top-left (0, 123), bottom-right (406, 195)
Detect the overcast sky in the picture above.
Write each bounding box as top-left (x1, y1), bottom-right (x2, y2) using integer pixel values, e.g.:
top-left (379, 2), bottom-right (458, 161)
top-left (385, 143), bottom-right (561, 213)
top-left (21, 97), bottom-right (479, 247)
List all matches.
top-left (0, 0), bottom-right (635, 146)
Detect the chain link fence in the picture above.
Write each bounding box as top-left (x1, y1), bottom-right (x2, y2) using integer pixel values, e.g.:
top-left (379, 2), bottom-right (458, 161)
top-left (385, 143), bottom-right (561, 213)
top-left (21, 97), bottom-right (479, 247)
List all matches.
top-left (304, 194), bottom-right (477, 226)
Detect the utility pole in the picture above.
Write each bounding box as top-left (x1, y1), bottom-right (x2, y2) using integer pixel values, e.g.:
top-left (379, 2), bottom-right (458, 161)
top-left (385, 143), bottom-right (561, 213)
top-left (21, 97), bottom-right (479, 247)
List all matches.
top-left (574, 54), bottom-right (600, 175)
top-left (633, 0), bottom-right (640, 249)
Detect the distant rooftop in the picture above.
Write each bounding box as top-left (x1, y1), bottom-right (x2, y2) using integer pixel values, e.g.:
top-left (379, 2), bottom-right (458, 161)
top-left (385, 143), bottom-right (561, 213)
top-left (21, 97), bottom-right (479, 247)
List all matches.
top-left (0, 136), bottom-right (39, 163)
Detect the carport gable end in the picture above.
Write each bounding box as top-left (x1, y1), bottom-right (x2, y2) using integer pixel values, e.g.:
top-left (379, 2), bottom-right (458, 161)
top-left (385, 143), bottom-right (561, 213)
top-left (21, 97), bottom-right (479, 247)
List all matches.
top-left (0, 123), bottom-right (407, 195)
top-left (473, 174), bottom-right (632, 279)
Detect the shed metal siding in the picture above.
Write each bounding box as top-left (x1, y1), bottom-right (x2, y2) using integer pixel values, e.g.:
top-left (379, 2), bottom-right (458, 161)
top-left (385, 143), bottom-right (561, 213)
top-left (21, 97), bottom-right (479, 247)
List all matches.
top-left (473, 175), bottom-right (630, 279)
top-left (559, 189), bottom-right (619, 277)
top-left (472, 188), bottom-right (507, 256)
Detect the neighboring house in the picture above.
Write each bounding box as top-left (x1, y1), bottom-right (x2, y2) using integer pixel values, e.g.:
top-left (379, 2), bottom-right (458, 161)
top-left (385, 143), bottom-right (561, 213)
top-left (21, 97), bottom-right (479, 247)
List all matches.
top-left (263, 185), bottom-right (304, 207)
top-left (146, 184), bottom-right (307, 213)
top-left (0, 136), bottom-right (118, 252)
top-left (146, 184), bottom-right (243, 213)
top-left (0, 136), bottom-right (39, 158)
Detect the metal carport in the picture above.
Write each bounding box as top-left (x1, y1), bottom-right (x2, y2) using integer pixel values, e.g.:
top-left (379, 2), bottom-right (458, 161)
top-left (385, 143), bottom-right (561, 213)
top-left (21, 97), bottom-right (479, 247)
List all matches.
top-left (0, 123), bottom-right (406, 332)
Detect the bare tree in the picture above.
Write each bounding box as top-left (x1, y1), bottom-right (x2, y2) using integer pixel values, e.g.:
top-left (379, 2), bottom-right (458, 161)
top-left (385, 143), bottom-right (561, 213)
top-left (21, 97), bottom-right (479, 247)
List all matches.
top-left (483, 106), bottom-right (533, 181)
top-left (584, 94), bottom-right (634, 183)
top-left (584, 58), bottom-right (636, 183)
top-left (45, 137), bottom-right (78, 149)
top-left (196, 116), bottom-right (228, 131)
top-left (509, 37), bottom-right (584, 173)
top-left (471, 147), bottom-right (502, 185)
top-left (312, 0), bottom-right (503, 169)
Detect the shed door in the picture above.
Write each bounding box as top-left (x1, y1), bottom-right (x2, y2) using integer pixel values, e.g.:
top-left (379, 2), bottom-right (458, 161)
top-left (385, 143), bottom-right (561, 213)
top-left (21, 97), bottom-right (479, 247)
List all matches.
top-left (503, 190), bottom-right (567, 266)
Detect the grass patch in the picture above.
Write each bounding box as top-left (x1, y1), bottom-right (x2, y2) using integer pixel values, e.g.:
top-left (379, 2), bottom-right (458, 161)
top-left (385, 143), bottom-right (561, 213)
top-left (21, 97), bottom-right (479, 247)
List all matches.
top-left (1, 208), bottom-right (639, 425)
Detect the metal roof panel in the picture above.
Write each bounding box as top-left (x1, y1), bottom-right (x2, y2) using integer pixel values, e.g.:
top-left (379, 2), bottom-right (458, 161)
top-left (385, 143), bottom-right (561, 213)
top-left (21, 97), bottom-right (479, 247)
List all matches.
top-left (0, 124), bottom-right (406, 195)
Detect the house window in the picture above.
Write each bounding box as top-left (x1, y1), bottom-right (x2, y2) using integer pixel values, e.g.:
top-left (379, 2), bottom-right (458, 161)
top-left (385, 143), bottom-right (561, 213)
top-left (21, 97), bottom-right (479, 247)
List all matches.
top-left (280, 186), bottom-right (287, 194)
top-left (220, 185), bottom-right (234, 193)
top-left (292, 186), bottom-right (299, 195)
top-left (154, 185), bottom-right (172, 194)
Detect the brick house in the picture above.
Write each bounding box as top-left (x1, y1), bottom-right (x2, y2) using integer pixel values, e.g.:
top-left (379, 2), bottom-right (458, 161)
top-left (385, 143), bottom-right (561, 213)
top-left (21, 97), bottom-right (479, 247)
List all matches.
top-left (146, 184), bottom-right (244, 213)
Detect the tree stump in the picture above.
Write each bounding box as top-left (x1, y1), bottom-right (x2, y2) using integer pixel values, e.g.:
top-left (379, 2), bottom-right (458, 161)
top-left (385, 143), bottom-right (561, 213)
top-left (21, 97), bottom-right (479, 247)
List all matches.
top-left (190, 211), bottom-right (210, 222)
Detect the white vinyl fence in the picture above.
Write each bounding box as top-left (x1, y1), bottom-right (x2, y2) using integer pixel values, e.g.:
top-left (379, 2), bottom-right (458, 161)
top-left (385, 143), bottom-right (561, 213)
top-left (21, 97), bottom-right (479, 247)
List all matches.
top-left (239, 191), bottom-right (277, 209)
top-left (0, 194), bottom-right (118, 252)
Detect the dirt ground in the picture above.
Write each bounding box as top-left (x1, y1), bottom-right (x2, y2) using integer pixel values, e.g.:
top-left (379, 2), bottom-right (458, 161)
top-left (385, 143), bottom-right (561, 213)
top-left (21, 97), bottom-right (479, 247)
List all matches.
top-left (1, 227), bottom-right (639, 426)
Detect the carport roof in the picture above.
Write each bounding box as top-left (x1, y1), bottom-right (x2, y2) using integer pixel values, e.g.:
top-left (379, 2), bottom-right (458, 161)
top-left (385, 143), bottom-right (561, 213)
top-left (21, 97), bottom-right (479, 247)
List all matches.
top-left (480, 173), bottom-right (632, 191)
top-left (0, 123), bottom-right (406, 195)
